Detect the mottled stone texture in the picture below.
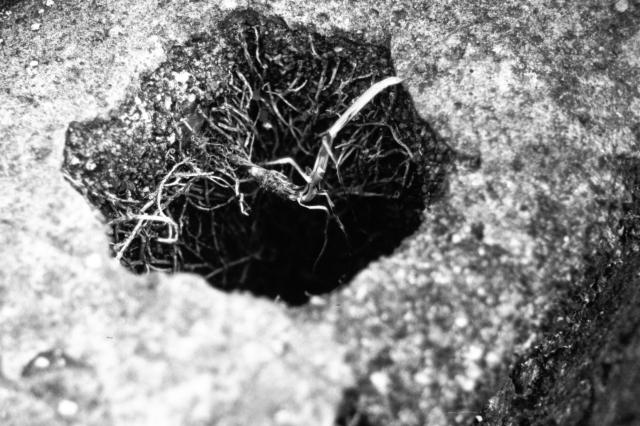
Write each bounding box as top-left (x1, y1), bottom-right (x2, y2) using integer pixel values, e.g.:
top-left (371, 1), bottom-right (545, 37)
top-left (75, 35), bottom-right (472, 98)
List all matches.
top-left (1, 0), bottom-right (639, 425)
top-left (0, 2), bottom-right (350, 425)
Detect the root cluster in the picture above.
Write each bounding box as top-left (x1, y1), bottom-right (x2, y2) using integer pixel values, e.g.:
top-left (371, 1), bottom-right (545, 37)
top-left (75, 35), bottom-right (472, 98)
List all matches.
top-left (63, 10), bottom-right (442, 303)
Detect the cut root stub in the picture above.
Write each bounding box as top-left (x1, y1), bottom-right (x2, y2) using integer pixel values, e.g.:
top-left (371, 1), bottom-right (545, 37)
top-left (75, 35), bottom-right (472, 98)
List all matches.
top-left (61, 8), bottom-right (451, 305)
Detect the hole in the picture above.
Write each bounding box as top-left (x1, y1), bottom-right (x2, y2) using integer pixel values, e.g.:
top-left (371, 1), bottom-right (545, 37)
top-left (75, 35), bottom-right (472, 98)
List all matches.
top-left (62, 9), bottom-right (450, 305)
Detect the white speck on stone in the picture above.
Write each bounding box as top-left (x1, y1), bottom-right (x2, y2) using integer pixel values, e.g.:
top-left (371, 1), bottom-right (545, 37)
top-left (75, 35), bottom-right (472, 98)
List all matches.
top-left (398, 408), bottom-right (419, 424)
top-left (467, 361), bottom-right (483, 381)
top-left (454, 315), bottom-right (469, 328)
top-left (487, 396), bottom-right (500, 410)
top-left (492, 44), bottom-right (506, 56)
top-left (0, 109), bottom-right (11, 127)
top-left (455, 373), bottom-right (476, 392)
top-left (496, 60), bottom-right (514, 93)
top-left (274, 409), bottom-right (298, 424)
top-left (445, 34), bottom-right (461, 48)
top-left (370, 371), bottom-right (390, 394)
top-left (354, 283), bottom-right (368, 302)
top-left (432, 269), bottom-right (451, 285)
top-left (84, 253), bottom-right (102, 269)
top-left (220, 0), bottom-right (238, 9)
top-left (615, 0), bottom-right (629, 12)
top-left (108, 25), bottom-right (124, 37)
top-left (467, 344), bottom-right (484, 361)
top-left (38, 8), bottom-right (44, 14)
top-left (485, 350), bottom-right (501, 367)
top-left (308, 295), bottom-right (326, 306)
top-left (413, 369), bottom-right (432, 386)
top-left (57, 399), bottom-right (79, 417)
top-left (45, 0), bottom-right (55, 6)
top-left (85, 160), bottom-right (96, 171)
top-left (30, 22), bottom-right (41, 31)
top-left (173, 70), bottom-right (191, 84)
top-left (475, 415), bottom-right (484, 422)
top-left (33, 356), bottom-right (50, 369)
top-left (466, 171), bottom-right (484, 187)
top-left (28, 60), bottom-right (39, 68)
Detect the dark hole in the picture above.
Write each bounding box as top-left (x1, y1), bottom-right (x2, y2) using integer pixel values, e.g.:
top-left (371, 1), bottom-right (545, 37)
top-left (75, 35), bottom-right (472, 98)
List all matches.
top-left (62, 9), bottom-right (450, 305)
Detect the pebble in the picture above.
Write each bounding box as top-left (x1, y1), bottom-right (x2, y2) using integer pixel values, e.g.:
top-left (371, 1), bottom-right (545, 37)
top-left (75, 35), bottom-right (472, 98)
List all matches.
top-left (30, 22), bottom-right (41, 31)
top-left (45, 0), bottom-right (55, 6)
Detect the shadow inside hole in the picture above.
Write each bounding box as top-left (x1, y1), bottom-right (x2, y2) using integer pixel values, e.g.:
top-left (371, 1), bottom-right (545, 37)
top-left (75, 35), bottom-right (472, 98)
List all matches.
top-left (162, 175), bottom-right (427, 306)
top-left (62, 8), bottom-right (451, 305)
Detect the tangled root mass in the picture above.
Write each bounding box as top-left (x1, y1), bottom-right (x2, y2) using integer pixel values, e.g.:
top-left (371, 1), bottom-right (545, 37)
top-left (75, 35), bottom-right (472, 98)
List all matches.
top-left (63, 9), bottom-right (449, 305)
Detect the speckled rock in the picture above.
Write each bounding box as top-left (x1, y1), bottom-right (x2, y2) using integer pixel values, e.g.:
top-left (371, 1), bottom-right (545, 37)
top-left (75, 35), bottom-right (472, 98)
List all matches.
top-left (321, 1), bottom-right (640, 425)
top-left (2, 0), bottom-right (640, 425)
top-left (0, 1), bottom-right (350, 425)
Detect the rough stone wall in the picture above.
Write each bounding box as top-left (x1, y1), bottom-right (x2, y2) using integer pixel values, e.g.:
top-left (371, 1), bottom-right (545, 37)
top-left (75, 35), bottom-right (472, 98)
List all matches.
top-left (1, 0), bottom-right (639, 425)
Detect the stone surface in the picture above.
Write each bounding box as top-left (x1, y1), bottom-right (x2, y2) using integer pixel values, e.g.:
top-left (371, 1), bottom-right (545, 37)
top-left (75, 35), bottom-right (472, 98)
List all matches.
top-left (323, 1), bottom-right (640, 425)
top-left (1, 0), bottom-right (640, 426)
top-left (0, 2), bottom-right (350, 425)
